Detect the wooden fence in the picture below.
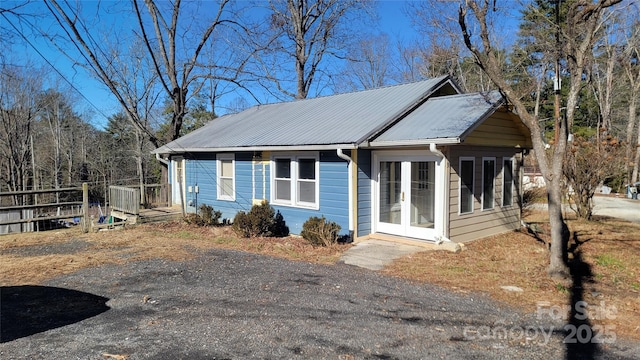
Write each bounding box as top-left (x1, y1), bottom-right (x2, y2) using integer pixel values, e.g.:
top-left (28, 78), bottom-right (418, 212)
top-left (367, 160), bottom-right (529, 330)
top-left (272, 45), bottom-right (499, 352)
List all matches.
top-left (0, 183), bottom-right (172, 234)
top-left (0, 184), bottom-right (89, 234)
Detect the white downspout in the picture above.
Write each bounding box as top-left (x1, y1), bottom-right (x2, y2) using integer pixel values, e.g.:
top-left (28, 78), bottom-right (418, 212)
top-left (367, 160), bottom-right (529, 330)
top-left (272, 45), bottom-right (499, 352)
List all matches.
top-left (429, 143), bottom-right (445, 159)
top-left (336, 149), bottom-right (354, 238)
top-left (430, 143), bottom-right (453, 244)
top-left (155, 153), bottom-right (169, 166)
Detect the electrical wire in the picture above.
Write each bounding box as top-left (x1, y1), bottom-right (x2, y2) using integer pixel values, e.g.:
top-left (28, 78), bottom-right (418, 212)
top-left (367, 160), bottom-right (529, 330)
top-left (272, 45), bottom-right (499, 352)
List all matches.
top-left (1, 12), bottom-right (112, 128)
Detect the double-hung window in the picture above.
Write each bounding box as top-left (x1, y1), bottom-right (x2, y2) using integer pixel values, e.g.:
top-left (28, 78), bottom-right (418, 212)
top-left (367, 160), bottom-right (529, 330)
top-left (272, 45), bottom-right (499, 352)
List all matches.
top-left (502, 157), bottom-right (514, 207)
top-left (217, 154), bottom-right (235, 201)
top-left (482, 157), bottom-right (496, 210)
top-left (272, 154), bottom-right (319, 208)
top-left (459, 157), bottom-right (475, 214)
top-left (274, 158), bottom-right (292, 202)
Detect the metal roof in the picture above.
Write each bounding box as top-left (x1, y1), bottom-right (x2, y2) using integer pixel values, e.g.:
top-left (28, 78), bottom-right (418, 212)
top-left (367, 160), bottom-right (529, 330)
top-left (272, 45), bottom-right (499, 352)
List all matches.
top-left (370, 91), bottom-right (503, 146)
top-left (154, 76), bottom-right (451, 154)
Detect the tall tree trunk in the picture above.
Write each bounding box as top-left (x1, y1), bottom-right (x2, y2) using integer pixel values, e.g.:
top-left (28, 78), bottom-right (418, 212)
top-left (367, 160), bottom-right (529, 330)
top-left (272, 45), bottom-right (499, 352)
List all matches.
top-left (626, 94), bottom-right (637, 181)
top-left (633, 124), bottom-right (640, 183)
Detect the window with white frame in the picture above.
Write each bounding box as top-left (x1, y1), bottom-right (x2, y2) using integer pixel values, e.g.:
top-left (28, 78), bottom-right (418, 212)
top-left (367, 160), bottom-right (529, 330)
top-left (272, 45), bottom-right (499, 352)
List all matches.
top-left (482, 157), bottom-right (495, 210)
top-left (272, 154), bottom-right (318, 208)
top-left (217, 154), bottom-right (235, 200)
top-left (459, 157), bottom-right (475, 214)
top-left (502, 157), bottom-right (514, 207)
top-left (274, 158), bottom-right (292, 202)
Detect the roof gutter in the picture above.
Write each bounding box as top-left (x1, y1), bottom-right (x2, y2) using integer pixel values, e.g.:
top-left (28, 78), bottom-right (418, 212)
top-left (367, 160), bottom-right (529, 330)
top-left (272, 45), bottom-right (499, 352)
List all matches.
top-left (367, 138), bottom-right (460, 148)
top-left (153, 143), bottom-right (358, 155)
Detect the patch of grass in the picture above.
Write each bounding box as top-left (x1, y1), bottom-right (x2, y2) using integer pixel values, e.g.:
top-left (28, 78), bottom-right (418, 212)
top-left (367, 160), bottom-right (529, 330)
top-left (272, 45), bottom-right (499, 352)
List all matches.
top-left (447, 266), bottom-right (469, 274)
top-left (594, 254), bottom-right (623, 268)
top-left (210, 237), bottom-right (239, 245)
top-left (555, 283), bottom-right (569, 294)
top-left (174, 230), bottom-right (198, 239)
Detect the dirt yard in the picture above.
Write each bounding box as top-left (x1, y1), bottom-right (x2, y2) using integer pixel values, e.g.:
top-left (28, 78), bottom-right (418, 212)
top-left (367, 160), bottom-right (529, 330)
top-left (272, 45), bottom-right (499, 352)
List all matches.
top-left (0, 222), bottom-right (348, 286)
top-left (1, 211), bottom-right (639, 345)
top-left (385, 211), bottom-right (640, 341)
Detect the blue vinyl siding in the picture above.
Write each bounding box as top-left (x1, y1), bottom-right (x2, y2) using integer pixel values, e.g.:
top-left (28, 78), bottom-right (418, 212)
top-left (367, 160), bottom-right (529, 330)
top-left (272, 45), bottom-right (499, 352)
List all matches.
top-left (357, 149), bottom-right (372, 237)
top-left (183, 153), bottom-right (250, 221)
top-left (234, 153), bottom-right (254, 210)
top-left (181, 151), bottom-right (350, 236)
top-left (271, 151), bottom-right (349, 236)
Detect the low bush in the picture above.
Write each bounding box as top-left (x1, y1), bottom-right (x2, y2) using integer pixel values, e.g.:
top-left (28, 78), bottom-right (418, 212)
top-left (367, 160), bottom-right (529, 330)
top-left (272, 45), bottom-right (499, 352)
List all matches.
top-left (183, 204), bottom-right (222, 226)
top-left (232, 200), bottom-right (289, 238)
top-left (183, 213), bottom-right (202, 225)
top-left (300, 216), bottom-right (341, 246)
top-left (199, 204), bottom-right (222, 226)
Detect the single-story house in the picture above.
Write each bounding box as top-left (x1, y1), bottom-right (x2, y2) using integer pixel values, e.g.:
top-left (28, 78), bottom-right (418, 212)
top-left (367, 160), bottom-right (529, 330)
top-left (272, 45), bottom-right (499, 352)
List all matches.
top-left (153, 75), bottom-right (532, 243)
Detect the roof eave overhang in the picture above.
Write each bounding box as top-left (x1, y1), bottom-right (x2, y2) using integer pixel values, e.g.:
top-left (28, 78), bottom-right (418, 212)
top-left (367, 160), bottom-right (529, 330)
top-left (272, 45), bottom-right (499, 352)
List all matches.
top-left (152, 143), bottom-right (358, 155)
top-left (366, 138), bottom-right (461, 148)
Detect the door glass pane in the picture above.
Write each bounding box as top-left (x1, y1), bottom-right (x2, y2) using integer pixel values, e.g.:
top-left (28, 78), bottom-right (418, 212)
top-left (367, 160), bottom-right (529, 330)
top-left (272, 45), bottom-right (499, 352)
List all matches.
top-left (410, 162), bottom-right (435, 229)
top-left (379, 161), bottom-right (401, 224)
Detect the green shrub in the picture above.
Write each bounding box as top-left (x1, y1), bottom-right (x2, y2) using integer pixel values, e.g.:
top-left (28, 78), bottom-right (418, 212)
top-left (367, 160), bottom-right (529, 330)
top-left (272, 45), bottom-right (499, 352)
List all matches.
top-left (183, 204), bottom-right (222, 226)
top-left (301, 216), bottom-right (341, 246)
top-left (232, 200), bottom-right (289, 237)
top-left (199, 204), bottom-right (221, 226)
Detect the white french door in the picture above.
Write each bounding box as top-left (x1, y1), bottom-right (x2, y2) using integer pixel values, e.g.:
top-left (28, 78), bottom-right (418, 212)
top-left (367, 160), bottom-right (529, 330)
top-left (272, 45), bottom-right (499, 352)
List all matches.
top-left (375, 152), bottom-right (443, 240)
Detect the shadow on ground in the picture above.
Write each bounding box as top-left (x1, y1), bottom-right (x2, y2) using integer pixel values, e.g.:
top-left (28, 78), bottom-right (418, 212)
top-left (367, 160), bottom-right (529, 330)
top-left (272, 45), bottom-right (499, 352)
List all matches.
top-left (565, 233), bottom-right (599, 360)
top-left (0, 285), bottom-right (110, 343)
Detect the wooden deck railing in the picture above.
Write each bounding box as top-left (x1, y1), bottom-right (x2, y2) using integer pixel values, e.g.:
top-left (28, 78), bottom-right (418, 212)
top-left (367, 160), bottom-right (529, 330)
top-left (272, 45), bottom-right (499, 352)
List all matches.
top-left (109, 186), bottom-right (140, 215)
top-left (142, 183), bottom-right (171, 207)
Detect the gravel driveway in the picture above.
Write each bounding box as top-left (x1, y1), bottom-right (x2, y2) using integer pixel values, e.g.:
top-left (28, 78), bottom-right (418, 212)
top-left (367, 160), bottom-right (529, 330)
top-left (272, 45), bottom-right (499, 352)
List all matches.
top-left (1, 248), bottom-right (639, 359)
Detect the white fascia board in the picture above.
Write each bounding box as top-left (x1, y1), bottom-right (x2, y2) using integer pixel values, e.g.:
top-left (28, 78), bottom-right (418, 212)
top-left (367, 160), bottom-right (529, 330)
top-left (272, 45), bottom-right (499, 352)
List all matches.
top-left (366, 138), bottom-right (460, 148)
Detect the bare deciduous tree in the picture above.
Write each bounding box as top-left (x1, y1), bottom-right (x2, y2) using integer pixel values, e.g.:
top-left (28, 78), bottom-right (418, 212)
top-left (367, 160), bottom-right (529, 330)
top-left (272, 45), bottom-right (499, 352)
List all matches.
top-left (564, 134), bottom-right (624, 219)
top-left (253, 0), bottom-right (373, 99)
top-left (336, 34), bottom-right (393, 91)
top-left (456, 0), bottom-right (621, 278)
top-left (0, 64), bottom-right (39, 203)
top-left (132, 0), bottom-right (238, 142)
top-left (620, 14), bottom-right (640, 183)
top-left (42, 0), bottom-right (240, 145)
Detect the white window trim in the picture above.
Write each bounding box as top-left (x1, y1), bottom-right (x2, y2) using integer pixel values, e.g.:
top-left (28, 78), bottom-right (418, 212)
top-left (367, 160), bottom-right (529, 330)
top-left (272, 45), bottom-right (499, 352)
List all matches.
top-left (216, 153), bottom-right (235, 201)
top-left (502, 157), bottom-right (515, 207)
top-left (459, 157), bottom-right (475, 215)
top-left (270, 152), bottom-right (320, 209)
top-left (482, 157), bottom-right (496, 211)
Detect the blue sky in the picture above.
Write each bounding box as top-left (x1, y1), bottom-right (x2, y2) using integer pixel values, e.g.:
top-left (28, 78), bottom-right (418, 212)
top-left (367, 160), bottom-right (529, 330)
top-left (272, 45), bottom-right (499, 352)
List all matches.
top-left (4, 1), bottom-right (423, 130)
